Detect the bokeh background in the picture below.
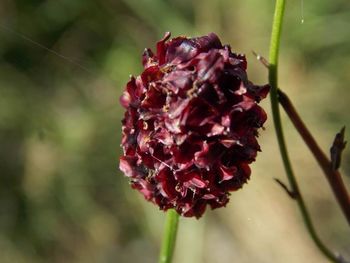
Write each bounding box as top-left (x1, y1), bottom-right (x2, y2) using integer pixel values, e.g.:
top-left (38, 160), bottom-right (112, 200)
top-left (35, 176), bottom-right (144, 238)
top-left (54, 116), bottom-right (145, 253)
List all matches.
top-left (0, 0), bottom-right (349, 262)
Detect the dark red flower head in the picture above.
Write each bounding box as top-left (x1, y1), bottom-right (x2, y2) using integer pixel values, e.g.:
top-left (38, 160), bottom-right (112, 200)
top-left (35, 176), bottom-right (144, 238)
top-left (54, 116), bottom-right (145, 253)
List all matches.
top-left (119, 32), bottom-right (269, 218)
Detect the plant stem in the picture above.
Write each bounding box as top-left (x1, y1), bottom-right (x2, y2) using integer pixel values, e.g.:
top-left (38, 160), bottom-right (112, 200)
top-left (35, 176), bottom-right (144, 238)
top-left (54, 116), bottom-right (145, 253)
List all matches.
top-left (278, 89), bottom-right (350, 225)
top-left (159, 209), bottom-right (180, 263)
top-left (268, 0), bottom-right (339, 261)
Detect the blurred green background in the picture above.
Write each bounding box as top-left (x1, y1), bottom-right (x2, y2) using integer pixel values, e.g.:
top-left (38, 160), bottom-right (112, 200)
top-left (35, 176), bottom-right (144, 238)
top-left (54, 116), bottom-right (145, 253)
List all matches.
top-left (0, 0), bottom-right (349, 262)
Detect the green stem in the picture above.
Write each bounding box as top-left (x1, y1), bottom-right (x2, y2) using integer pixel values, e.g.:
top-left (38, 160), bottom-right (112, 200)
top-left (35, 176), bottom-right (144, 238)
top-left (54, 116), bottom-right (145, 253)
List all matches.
top-left (268, 0), bottom-right (339, 262)
top-left (158, 209), bottom-right (180, 263)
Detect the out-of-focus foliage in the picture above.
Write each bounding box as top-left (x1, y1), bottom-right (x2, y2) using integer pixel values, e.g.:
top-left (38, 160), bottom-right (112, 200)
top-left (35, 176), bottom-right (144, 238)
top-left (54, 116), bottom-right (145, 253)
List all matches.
top-left (0, 0), bottom-right (349, 262)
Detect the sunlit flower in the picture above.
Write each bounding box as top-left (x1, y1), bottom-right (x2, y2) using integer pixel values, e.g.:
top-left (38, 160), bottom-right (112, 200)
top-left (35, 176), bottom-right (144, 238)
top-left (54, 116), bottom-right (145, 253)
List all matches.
top-left (119, 32), bottom-right (269, 218)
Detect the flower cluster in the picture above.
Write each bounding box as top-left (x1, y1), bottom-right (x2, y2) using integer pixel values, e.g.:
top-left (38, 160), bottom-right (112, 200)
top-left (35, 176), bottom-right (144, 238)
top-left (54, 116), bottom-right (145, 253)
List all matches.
top-left (119, 32), bottom-right (269, 218)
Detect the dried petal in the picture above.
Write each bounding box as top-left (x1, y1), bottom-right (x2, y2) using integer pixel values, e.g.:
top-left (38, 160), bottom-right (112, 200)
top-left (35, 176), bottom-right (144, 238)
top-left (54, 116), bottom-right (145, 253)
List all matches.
top-left (119, 32), bottom-right (269, 218)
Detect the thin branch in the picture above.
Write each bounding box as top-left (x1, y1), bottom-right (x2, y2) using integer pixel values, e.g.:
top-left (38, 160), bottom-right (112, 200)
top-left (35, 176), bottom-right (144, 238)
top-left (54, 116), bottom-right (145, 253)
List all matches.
top-left (252, 50), bottom-right (269, 68)
top-left (274, 178), bottom-right (298, 199)
top-left (252, 46), bottom-right (350, 225)
top-left (268, 0), bottom-right (341, 262)
top-left (277, 89), bottom-right (350, 225)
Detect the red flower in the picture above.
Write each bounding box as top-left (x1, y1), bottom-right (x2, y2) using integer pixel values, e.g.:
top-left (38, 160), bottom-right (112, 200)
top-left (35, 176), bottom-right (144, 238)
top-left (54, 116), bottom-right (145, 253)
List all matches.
top-left (119, 32), bottom-right (269, 218)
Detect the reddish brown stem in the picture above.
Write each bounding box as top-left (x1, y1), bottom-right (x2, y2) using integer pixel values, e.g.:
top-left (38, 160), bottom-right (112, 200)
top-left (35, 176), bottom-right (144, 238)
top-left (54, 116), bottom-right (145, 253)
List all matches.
top-left (277, 89), bottom-right (350, 225)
